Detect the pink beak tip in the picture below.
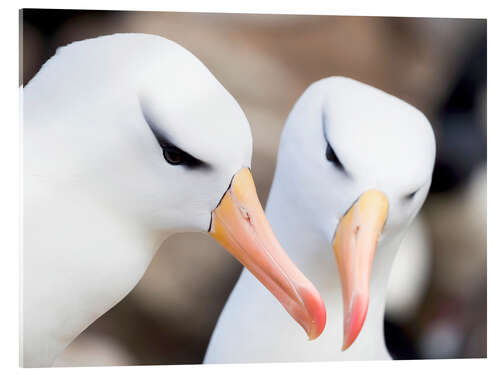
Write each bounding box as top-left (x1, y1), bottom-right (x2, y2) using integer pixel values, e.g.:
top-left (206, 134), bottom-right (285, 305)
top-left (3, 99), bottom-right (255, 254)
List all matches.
top-left (302, 287), bottom-right (327, 341)
top-left (341, 294), bottom-right (369, 351)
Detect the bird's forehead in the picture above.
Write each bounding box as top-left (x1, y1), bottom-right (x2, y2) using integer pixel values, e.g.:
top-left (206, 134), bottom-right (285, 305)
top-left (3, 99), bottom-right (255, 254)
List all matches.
top-left (137, 46), bottom-right (253, 168)
top-left (323, 79), bottom-right (435, 188)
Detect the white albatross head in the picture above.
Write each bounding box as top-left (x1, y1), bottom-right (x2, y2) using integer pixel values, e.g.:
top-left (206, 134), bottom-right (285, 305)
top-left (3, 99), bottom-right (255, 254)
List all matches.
top-left (24, 33), bottom-right (326, 340)
top-left (274, 76), bottom-right (436, 349)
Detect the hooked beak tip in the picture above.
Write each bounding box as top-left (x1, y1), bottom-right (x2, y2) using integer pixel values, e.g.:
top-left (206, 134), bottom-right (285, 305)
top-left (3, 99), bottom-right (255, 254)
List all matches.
top-left (341, 293), bottom-right (369, 351)
top-left (292, 285), bottom-right (326, 341)
top-left (306, 293), bottom-right (327, 341)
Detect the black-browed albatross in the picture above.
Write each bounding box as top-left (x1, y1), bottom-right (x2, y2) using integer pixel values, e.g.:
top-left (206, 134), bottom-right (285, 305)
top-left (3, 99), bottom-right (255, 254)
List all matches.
top-left (205, 76), bottom-right (436, 362)
top-left (21, 34), bottom-right (326, 367)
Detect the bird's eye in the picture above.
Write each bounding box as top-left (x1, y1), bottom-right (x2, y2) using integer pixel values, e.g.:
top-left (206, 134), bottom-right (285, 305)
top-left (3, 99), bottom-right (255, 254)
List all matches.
top-left (404, 190), bottom-right (418, 200)
top-left (140, 103), bottom-right (207, 169)
top-left (160, 142), bottom-right (205, 168)
top-left (162, 145), bottom-right (183, 165)
top-left (325, 143), bottom-right (345, 171)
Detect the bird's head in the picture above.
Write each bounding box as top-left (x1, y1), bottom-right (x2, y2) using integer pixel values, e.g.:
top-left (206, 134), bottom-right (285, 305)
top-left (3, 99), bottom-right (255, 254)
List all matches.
top-left (275, 76), bottom-right (436, 349)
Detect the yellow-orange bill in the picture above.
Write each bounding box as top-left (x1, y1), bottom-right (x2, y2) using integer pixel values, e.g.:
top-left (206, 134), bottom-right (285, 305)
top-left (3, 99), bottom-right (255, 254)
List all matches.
top-left (210, 168), bottom-right (326, 340)
top-left (332, 190), bottom-right (389, 350)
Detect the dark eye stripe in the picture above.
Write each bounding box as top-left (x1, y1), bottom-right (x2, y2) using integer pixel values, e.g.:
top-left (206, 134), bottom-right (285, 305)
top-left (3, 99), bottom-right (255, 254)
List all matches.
top-left (325, 142), bottom-right (346, 172)
top-left (140, 101), bottom-right (208, 170)
top-left (322, 110), bottom-right (348, 174)
top-left (404, 190), bottom-right (418, 200)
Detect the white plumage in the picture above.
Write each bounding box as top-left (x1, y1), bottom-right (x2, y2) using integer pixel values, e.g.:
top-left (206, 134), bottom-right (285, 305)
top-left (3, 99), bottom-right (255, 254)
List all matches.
top-left (205, 77), bottom-right (436, 362)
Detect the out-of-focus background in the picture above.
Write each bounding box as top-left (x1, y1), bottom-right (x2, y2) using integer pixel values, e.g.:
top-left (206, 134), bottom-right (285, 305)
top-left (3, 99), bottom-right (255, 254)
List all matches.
top-left (20, 9), bottom-right (487, 365)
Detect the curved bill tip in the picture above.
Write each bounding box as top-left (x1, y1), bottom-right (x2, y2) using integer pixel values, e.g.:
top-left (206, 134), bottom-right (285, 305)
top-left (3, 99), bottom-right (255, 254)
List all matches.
top-left (210, 167), bottom-right (326, 340)
top-left (341, 293), bottom-right (369, 350)
top-left (300, 286), bottom-right (327, 340)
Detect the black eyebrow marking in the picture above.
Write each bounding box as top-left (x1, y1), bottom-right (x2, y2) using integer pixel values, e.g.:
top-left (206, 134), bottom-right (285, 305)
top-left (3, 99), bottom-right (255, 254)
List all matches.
top-left (139, 99), bottom-right (210, 170)
top-left (404, 184), bottom-right (424, 201)
top-left (140, 103), bottom-right (172, 148)
top-left (322, 111), bottom-right (348, 175)
top-left (404, 190), bottom-right (417, 200)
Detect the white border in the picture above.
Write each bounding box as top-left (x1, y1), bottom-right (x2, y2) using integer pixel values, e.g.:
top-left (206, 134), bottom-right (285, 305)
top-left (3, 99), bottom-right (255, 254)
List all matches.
top-left (9, 0), bottom-right (494, 18)
top-left (2, 1), bottom-right (497, 374)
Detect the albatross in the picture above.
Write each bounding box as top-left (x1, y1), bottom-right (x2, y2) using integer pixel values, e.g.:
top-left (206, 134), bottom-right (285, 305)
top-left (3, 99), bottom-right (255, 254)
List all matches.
top-left (21, 33), bottom-right (325, 367)
top-left (205, 76), bottom-right (436, 362)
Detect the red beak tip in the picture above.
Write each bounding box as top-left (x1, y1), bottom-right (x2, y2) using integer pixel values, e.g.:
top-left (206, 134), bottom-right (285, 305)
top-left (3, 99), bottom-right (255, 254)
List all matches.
top-left (341, 294), bottom-right (369, 351)
top-left (341, 338), bottom-right (353, 351)
top-left (307, 324), bottom-right (323, 341)
top-left (304, 320), bottom-right (323, 341)
top-left (300, 287), bottom-right (326, 341)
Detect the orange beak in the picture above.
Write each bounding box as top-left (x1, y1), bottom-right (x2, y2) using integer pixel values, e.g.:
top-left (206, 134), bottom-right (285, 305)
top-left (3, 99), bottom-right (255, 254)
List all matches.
top-left (210, 168), bottom-right (326, 340)
top-left (332, 190), bottom-right (389, 350)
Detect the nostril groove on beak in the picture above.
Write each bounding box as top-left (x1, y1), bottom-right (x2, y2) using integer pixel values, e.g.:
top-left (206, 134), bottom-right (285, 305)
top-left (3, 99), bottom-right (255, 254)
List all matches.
top-left (239, 206), bottom-right (251, 223)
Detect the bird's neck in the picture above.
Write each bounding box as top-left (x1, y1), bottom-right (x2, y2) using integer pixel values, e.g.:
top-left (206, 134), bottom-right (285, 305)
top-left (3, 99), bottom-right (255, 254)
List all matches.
top-left (22, 184), bottom-right (170, 366)
top-left (265, 180), bottom-right (402, 357)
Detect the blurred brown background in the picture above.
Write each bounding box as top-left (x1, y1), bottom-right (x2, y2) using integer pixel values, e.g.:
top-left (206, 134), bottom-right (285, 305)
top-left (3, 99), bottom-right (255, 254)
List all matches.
top-left (20, 9), bottom-right (486, 365)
